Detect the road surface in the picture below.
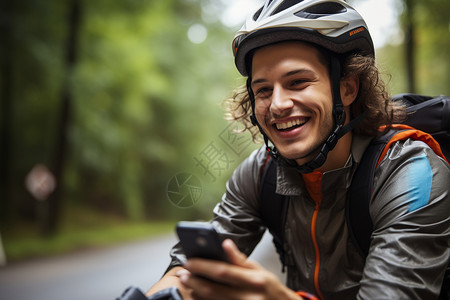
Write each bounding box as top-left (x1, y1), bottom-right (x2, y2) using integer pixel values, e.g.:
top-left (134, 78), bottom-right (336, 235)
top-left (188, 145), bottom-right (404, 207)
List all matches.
top-left (0, 231), bottom-right (283, 300)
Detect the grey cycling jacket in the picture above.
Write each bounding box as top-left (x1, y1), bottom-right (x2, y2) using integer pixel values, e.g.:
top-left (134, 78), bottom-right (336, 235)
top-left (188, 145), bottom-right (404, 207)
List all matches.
top-left (168, 135), bottom-right (450, 300)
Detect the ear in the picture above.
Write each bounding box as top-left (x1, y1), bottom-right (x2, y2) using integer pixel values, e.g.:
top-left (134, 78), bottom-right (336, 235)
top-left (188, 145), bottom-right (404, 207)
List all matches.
top-left (340, 75), bottom-right (359, 107)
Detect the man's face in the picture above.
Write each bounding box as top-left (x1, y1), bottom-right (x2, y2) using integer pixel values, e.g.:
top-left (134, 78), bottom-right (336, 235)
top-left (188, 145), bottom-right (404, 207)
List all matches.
top-left (251, 41), bottom-right (334, 165)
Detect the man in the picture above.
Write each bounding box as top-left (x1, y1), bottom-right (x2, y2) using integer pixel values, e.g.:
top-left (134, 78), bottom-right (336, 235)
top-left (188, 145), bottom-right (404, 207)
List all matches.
top-left (148, 1), bottom-right (450, 299)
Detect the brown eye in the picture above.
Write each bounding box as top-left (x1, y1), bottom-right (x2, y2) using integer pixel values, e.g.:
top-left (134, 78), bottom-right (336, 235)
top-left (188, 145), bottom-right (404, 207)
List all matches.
top-left (255, 87), bottom-right (272, 98)
top-left (291, 79), bottom-right (307, 87)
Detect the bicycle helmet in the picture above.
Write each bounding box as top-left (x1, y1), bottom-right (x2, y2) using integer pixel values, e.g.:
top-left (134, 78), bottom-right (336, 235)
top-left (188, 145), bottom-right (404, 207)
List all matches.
top-left (233, 0), bottom-right (374, 76)
top-left (232, 0), bottom-right (374, 173)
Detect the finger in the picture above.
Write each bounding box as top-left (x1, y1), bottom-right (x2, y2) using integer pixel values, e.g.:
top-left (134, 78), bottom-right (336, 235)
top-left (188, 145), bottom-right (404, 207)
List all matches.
top-left (184, 257), bottom-right (267, 289)
top-left (180, 272), bottom-right (256, 300)
top-left (222, 239), bottom-right (248, 266)
top-left (179, 271), bottom-right (223, 300)
top-left (183, 258), bottom-right (228, 279)
top-left (183, 259), bottom-right (240, 287)
top-left (223, 239), bottom-right (264, 270)
top-left (176, 268), bottom-right (191, 277)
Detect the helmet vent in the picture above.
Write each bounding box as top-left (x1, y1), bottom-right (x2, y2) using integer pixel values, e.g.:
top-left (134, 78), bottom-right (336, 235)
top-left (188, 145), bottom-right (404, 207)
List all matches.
top-left (295, 3), bottom-right (347, 19)
top-left (253, 6), bottom-right (264, 21)
top-left (272, 0), bottom-right (305, 15)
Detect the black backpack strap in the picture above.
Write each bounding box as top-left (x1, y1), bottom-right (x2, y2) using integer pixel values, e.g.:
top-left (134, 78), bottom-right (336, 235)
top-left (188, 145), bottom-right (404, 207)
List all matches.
top-left (259, 157), bottom-right (290, 272)
top-left (347, 126), bottom-right (450, 299)
top-left (346, 129), bottom-right (400, 257)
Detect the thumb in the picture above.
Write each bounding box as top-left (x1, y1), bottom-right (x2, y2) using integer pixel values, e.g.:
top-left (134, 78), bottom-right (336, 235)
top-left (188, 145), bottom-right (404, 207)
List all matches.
top-left (222, 239), bottom-right (251, 267)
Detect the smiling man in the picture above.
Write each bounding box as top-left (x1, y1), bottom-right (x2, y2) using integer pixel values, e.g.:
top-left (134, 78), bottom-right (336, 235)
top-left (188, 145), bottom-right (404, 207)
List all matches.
top-left (147, 1), bottom-right (450, 299)
top-left (250, 41), bottom-right (356, 171)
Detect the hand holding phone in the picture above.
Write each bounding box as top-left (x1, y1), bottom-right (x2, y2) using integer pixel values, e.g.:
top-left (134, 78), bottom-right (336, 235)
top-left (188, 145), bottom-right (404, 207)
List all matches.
top-left (176, 221), bottom-right (229, 263)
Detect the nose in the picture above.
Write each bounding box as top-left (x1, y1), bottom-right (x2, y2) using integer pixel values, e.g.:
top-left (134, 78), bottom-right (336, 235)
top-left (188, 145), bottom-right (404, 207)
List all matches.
top-left (270, 85), bottom-right (294, 116)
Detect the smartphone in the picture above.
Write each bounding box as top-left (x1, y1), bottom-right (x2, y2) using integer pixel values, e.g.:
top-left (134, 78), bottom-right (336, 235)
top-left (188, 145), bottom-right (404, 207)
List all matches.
top-left (176, 221), bottom-right (229, 263)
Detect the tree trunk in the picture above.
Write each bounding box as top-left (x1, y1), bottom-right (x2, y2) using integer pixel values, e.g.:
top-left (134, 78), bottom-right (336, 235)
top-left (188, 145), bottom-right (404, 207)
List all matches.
top-left (44, 0), bottom-right (82, 235)
top-left (0, 1), bottom-right (14, 228)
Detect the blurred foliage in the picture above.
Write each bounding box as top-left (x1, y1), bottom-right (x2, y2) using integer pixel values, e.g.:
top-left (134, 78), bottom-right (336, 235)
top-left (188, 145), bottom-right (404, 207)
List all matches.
top-left (370, 0), bottom-right (450, 95)
top-left (0, 0), bottom-right (254, 235)
top-left (0, 0), bottom-right (449, 257)
top-left (411, 0), bottom-right (450, 95)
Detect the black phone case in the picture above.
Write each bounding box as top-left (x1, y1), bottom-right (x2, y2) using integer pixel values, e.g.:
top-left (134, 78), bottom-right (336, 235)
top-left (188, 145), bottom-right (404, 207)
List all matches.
top-left (176, 221), bottom-right (229, 262)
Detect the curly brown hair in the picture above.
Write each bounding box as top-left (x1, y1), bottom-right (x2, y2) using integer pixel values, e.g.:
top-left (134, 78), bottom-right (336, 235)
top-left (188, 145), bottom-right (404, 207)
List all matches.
top-left (223, 53), bottom-right (407, 143)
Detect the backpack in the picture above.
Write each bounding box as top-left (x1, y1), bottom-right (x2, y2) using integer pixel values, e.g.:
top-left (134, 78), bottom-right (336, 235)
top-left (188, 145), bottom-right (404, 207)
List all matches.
top-left (259, 94), bottom-right (450, 298)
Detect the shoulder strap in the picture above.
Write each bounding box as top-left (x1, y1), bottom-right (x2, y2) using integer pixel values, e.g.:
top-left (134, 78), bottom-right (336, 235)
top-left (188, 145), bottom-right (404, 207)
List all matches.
top-left (346, 129), bottom-right (400, 257)
top-left (259, 157), bottom-right (290, 271)
top-left (347, 126), bottom-right (448, 257)
top-left (347, 126), bottom-right (450, 299)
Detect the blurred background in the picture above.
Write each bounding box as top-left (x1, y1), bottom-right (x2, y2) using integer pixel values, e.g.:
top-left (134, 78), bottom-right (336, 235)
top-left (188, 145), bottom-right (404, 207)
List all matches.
top-left (0, 0), bottom-right (449, 298)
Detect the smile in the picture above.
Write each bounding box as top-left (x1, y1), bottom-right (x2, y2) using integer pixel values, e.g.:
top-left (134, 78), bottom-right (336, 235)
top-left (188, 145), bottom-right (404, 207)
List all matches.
top-left (274, 118), bottom-right (309, 131)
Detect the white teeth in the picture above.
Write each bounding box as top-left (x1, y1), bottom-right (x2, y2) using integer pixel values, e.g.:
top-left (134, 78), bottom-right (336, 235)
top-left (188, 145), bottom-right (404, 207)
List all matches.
top-left (276, 118), bottom-right (305, 130)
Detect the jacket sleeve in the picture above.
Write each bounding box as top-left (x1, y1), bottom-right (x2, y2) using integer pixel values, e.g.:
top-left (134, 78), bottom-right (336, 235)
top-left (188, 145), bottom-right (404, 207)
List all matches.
top-left (357, 139), bottom-right (450, 300)
top-left (166, 146), bottom-right (269, 270)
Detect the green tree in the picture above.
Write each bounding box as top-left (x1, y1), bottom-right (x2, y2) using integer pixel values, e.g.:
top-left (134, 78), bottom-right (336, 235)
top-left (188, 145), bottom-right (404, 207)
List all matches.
top-left (0, 0), bottom-right (67, 231)
top-left (413, 0), bottom-right (450, 95)
top-left (68, 0), bottom-right (239, 222)
top-left (1, 0), bottom-right (246, 235)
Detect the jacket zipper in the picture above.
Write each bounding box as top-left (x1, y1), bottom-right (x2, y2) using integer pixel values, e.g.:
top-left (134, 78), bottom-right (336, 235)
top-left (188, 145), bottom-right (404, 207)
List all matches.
top-left (302, 171), bottom-right (324, 299)
top-left (311, 197), bottom-right (324, 300)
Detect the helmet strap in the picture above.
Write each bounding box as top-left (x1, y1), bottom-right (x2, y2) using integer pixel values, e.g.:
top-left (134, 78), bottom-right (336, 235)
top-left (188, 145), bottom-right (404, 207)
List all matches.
top-left (330, 55), bottom-right (346, 127)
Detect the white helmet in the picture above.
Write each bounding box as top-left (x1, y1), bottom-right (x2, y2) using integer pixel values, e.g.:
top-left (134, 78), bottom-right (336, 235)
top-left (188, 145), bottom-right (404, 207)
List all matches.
top-left (233, 0), bottom-right (374, 76)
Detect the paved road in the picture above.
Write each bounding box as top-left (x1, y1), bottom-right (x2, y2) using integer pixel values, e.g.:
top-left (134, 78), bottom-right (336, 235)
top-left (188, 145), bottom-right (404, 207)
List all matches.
top-left (0, 231), bottom-right (283, 300)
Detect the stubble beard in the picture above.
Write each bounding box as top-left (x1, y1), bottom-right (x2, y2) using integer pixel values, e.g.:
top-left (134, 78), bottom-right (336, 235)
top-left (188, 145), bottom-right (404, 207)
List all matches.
top-left (286, 117), bottom-right (335, 164)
